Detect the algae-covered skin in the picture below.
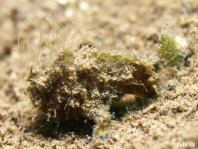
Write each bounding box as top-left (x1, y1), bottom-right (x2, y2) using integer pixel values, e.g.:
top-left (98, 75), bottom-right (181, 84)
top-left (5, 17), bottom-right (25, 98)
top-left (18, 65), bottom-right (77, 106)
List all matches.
top-left (27, 45), bottom-right (156, 136)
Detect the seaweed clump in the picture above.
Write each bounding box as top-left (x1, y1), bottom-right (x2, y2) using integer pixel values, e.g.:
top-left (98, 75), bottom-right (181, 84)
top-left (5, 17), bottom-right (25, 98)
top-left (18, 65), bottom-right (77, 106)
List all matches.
top-left (27, 45), bottom-right (156, 136)
top-left (157, 33), bottom-right (184, 67)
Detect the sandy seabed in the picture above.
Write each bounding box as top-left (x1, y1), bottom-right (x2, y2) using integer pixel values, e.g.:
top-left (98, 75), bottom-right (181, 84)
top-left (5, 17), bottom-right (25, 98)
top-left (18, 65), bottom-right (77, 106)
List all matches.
top-left (0, 0), bottom-right (198, 148)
